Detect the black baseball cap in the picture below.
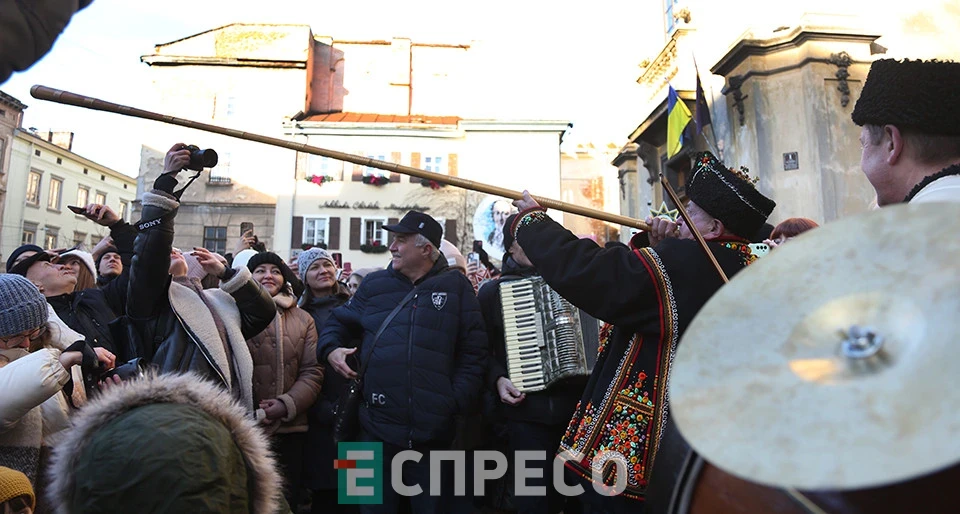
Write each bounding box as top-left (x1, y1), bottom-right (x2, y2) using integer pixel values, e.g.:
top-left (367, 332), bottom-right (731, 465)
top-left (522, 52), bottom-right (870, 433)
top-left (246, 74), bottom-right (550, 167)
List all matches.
top-left (383, 211), bottom-right (443, 248)
top-left (9, 250), bottom-right (54, 277)
top-left (6, 244), bottom-right (44, 273)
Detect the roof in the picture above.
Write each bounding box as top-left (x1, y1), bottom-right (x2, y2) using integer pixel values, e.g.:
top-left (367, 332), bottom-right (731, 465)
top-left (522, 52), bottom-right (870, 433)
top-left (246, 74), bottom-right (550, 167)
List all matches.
top-left (0, 90), bottom-right (27, 111)
top-left (301, 113), bottom-right (460, 125)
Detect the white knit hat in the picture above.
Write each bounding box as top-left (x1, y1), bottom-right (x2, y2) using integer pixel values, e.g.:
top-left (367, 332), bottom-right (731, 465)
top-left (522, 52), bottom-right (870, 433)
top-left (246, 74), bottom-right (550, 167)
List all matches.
top-left (59, 249), bottom-right (96, 278)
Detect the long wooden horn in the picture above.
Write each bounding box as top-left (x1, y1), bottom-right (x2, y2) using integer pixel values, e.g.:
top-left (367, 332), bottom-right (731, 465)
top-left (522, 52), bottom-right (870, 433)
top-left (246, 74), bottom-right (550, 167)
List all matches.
top-left (31, 85), bottom-right (651, 231)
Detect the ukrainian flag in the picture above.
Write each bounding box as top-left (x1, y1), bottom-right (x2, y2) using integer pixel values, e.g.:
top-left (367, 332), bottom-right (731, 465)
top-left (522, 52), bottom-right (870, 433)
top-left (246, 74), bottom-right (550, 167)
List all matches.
top-left (667, 85), bottom-right (692, 158)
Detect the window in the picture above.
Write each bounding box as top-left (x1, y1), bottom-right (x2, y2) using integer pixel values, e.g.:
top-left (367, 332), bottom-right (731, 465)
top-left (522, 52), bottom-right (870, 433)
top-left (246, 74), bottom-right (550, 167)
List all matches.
top-left (34, 149), bottom-right (40, 157)
top-left (308, 154), bottom-right (342, 179)
top-left (56, 157), bottom-right (62, 165)
top-left (21, 223), bottom-right (37, 245)
top-left (364, 154), bottom-right (388, 178)
top-left (203, 226), bottom-right (227, 254)
top-left (73, 231), bottom-right (86, 247)
top-left (362, 217), bottom-right (388, 246)
top-left (47, 178), bottom-right (62, 210)
top-left (424, 156), bottom-right (445, 174)
top-left (664, 0), bottom-right (679, 35)
top-left (0, 139), bottom-right (5, 171)
top-left (94, 191), bottom-right (106, 205)
top-left (209, 152), bottom-right (231, 185)
top-left (83, 168), bottom-right (88, 175)
top-left (26, 171), bottom-right (41, 205)
top-left (303, 217), bottom-right (329, 247)
top-left (118, 201), bottom-right (129, 221)
top-left (76, 187), bottom-right (89, 209)
top-left (100, 174), bottom-right (105, 181)
top-left (89, 234), bottom-right (103, 246)
top-left (44, 227), bottom-right (58, 249)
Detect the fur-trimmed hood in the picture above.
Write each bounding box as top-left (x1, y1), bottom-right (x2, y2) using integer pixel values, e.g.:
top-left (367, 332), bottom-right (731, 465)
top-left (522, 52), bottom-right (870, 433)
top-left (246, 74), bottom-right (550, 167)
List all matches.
top-left (46, 372), bottom-right (283, 513)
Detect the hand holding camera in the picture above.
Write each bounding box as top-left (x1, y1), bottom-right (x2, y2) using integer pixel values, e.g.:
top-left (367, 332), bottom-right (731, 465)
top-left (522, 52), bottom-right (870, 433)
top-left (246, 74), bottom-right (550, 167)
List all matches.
top-left (163, 143), bottom-right (218, 174)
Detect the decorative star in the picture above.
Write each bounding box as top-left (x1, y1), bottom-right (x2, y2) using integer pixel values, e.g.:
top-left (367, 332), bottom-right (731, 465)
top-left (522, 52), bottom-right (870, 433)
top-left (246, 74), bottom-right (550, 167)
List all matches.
top-left (650, 202), bottom-right (679, 222)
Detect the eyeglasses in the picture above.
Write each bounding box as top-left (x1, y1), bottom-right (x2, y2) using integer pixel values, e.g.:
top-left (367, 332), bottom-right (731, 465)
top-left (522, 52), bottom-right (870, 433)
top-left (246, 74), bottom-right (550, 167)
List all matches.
top-left (0, 325), bottom-right (47, 347)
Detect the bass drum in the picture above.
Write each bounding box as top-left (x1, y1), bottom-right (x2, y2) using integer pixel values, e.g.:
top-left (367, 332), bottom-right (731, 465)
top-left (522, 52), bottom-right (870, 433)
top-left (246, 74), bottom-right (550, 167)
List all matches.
top-left (647, 416), bottom-right (960, 514)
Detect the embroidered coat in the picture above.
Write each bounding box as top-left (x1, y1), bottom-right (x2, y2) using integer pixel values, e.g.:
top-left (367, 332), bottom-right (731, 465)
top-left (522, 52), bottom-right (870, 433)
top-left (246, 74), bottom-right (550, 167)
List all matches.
top-left (516, 214), bottom-right (753, 501)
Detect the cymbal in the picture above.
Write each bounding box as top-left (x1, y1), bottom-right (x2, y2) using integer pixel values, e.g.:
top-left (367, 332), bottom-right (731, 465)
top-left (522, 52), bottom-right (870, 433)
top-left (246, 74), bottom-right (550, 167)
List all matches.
top-left (669, 202), bottom-right (960, 491)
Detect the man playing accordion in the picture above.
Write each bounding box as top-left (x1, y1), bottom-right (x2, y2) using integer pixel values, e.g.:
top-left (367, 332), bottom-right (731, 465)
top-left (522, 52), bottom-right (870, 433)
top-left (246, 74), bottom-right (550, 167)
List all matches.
top-left (510, 152), bottom-right (775, 513)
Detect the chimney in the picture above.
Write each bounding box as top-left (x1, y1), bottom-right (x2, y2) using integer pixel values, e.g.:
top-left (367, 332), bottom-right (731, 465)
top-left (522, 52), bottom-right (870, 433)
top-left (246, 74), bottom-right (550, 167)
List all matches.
top-left (45, 131), bottom-right (74, 151)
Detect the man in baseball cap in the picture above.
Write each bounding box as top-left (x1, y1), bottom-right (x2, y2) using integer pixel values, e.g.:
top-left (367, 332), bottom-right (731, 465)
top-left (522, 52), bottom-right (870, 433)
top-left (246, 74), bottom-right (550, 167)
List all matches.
top-left (382, 211), bottom-right (443, 249)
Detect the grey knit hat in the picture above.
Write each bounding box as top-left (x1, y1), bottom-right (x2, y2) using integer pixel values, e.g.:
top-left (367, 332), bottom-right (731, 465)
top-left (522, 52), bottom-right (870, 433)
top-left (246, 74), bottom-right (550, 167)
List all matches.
top-left (0, 274), bottom-right (48, 339)
top-left (296, 247), bottom-right (334, 282)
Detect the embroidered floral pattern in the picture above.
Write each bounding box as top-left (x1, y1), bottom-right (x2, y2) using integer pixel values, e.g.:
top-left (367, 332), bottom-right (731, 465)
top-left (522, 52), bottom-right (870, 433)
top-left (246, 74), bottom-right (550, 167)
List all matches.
top-left (719, 241), bottom-right (759, 267)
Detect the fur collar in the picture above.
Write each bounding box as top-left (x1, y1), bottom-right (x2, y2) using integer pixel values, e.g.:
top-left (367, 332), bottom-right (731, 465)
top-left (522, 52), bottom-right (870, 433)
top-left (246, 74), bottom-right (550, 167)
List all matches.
top-left (46, 372), bottom-right (282, 514)
top-left (273, 290), bottom-right (296, 311)
top-left (166, 266), bottom-right (256, 412)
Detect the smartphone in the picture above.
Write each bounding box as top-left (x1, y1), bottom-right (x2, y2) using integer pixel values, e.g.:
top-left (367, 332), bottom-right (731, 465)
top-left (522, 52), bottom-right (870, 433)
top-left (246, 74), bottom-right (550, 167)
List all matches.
top-left (467, 252), bottom-right (480, 267)
top-left (472, 240), bottom-right (483, 252)
top-left (68, 205), bottom-right (86, 215)
top-left (240, 221), bottom-right (254, 236)
top-left (332, 252), bottom-right (343, 268)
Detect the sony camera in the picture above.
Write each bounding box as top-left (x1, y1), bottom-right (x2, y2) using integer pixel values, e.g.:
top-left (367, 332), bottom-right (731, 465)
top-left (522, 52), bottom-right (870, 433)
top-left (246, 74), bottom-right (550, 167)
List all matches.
top-left (184, 145), bottom-right (218, 172)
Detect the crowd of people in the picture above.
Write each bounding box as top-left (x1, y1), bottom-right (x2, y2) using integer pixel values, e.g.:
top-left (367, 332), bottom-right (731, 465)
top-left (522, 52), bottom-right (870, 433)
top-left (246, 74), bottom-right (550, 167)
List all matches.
top-left (0, 57), bottom-right (958, 514)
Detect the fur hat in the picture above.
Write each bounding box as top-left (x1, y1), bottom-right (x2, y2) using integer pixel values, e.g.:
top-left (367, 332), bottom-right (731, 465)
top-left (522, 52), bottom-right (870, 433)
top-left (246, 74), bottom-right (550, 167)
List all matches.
top-left (296, 247), bottom-right (335, 282)
top-left (0, 274), bottom-right (48, 339)
top-left (0, 466), bottom-right (34, 509)
top-left (59, 250), bottom-right (96, 278)
top-left (686, 152), bottom-right (776, 240)
top-left (852, 59), bottom-right (960, 135)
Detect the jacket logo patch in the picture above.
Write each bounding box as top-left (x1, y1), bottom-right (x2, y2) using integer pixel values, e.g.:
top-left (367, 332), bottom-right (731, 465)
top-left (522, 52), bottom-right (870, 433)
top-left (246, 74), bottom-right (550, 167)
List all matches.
top-left (431, 292), bottom-right (448, 310)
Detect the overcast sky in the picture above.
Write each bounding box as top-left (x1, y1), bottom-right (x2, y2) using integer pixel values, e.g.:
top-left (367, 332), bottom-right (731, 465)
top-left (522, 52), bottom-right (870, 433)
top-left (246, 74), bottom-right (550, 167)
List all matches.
top-left (3, 0), bottom-right (662, 176)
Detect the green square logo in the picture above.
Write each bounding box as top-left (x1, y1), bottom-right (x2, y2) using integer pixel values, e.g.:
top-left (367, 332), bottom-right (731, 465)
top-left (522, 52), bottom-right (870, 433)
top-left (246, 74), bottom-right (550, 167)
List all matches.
top-left (336, 442), bottom-right (383, 504)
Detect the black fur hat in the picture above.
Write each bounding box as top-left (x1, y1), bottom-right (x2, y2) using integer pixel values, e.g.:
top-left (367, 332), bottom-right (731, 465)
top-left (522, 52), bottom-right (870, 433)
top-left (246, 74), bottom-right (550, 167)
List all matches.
top-left (685, 152), bottom-right (776, 240)
top-left (851, 59), bottom-right (960, 135)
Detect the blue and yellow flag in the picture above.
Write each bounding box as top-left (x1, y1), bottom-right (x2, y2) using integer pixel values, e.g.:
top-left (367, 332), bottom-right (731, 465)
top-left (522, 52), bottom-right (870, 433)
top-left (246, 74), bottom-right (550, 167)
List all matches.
top-left (667, 85), bottom-right (692, 158)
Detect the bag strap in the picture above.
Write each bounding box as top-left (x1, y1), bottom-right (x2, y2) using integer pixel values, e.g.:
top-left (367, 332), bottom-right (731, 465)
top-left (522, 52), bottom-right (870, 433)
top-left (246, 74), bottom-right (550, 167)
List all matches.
top-left (357, 287), bottom-right (419, 377)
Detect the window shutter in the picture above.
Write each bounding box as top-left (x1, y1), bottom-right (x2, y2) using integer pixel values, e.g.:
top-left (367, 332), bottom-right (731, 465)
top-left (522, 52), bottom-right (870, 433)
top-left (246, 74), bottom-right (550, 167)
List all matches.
top-left (448, 153), bottom-right (458, 177)
top-left (409, 152), bottom-right (421, 182)
top-left (291, 216), bottom-right (304, 248)
top-left (352, 151), bottom-right (365, 181)
top-left (349, 218), bottom-right (361, 249)
top-left (390, 152), bottom-right (401, 182)
top-left (444, 219), bottom-right (458, 246)
top-left (328, 217), bottom-right (341, 250)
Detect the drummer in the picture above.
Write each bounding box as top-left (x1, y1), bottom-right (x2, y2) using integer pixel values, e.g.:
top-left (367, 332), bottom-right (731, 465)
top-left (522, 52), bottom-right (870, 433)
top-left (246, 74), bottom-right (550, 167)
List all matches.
top-left (853, 59), bottom-right (960, 204)
top-left (510, 151), bottom-right (775, 513)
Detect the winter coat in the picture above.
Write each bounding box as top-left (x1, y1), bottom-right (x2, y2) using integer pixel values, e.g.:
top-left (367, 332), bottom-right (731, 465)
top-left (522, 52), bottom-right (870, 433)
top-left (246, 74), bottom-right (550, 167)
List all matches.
top-left (301, 284), bottom-right (351, 491)
top-left (477, 256), bottom-right (585, 427)
top-left (113, 187), bottom-right (275, 412)
top-left (0, 306), bottom-right (88, 511)
top-left (47, 372), bottom-right (287, 514)
top-left (247, 291), bottom-right (323, 434)
top-left (46, 220), bottom-right (137, 354)
top-left (317, 257), bottom-right (487, 448)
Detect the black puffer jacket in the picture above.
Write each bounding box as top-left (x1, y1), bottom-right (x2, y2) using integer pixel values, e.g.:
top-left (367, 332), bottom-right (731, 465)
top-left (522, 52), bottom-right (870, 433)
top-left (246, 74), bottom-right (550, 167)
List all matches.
top-left (113, 176), bottom-right (275, 411)
top-left (47, 220), bottom-right (137, 354)
top-left (318, 258), bottom-right (487, 448)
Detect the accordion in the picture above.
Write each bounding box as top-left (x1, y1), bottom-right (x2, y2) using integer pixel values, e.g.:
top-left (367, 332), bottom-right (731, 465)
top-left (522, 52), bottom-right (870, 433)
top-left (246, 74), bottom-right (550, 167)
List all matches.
top-left (499, 276), bottom-right (601, 392)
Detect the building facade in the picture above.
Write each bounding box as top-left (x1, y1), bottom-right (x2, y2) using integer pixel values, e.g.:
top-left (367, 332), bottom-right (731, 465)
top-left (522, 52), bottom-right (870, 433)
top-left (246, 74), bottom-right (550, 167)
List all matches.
top-left (0, 91), bottom-right (27, 240)
top-left (559, 143), bottom-right (621, 245)
top-left (137, 24), bottom-right (478, 255)
top-left (276, 115), bottom-right (569, 268)
top-left (620, 1), bottom-right (960, 231)
top-left (2, 130), bottom-right (136, 259)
